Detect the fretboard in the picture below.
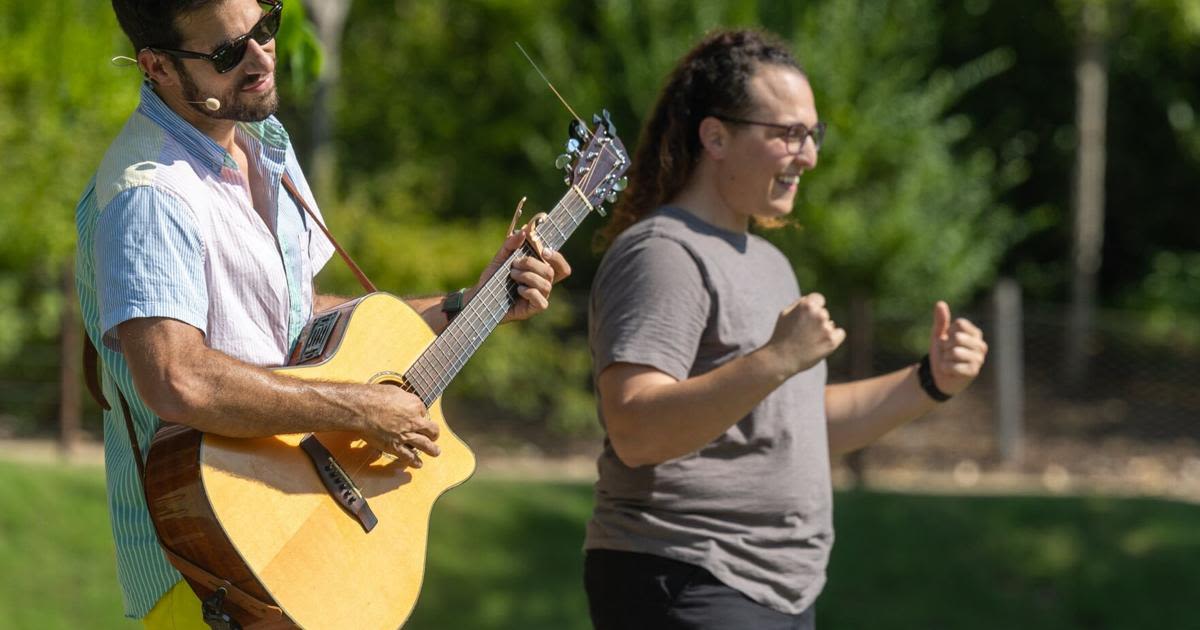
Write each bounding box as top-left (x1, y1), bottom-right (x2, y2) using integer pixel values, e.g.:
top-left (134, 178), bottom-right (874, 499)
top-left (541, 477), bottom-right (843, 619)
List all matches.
top-left (401, 188), bottom-right (595, 406)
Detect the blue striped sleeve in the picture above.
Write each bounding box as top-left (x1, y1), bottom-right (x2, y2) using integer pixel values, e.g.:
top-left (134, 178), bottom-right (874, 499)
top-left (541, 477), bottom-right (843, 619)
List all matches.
top-left (94, 186), bottom-right (209, 350)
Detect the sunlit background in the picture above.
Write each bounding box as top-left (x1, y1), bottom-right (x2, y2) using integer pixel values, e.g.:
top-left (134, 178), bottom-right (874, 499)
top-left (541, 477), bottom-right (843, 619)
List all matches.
top-left (1, 1), bottom-right (1198, 628)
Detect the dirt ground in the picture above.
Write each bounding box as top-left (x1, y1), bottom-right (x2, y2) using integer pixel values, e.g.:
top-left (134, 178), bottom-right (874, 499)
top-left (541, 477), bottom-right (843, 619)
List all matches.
top-left (7, 426), bottom-right (1198, 505)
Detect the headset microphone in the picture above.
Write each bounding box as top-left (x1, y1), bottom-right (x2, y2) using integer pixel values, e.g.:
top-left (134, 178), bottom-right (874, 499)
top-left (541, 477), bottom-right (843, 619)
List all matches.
top-left (109, 56), bottom-right (221, 111)
top-left (188, 98), bottom-right (222, 111)
top-left (111, 56), bottom-right (222, 112)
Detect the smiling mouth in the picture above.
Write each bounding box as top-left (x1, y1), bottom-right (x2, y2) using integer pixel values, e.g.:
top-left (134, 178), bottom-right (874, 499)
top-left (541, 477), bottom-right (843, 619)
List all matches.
top-left (776, 174), bottom-right (800, 186)
top-left (242, 73), bottom-right (273, 92)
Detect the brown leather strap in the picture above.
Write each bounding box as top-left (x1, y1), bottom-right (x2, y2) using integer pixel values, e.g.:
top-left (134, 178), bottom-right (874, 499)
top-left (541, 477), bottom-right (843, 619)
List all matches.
top-left (114, 384), bottom-right (284, 623)
top-left (92, 350), bottom-right (279, 622)
top-left (83, 334), bottom-right (110, 410)
top-left (117, 389), bottom-right (147, 483)
top-left (161, 545), bottom-right (285, 621)
top-left (281, 174), bottom-right (377, 294)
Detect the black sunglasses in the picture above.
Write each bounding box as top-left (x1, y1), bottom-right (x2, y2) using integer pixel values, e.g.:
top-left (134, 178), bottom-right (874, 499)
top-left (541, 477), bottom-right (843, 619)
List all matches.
top-left (712, 114), bottom-right (827, 153)
top-left (148, 2), bottom-right (283, 74)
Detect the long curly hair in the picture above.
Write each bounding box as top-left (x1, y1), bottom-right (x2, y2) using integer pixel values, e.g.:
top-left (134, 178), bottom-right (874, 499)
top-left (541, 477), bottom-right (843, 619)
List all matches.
top-left (595, 28), bottom-right (804, 250)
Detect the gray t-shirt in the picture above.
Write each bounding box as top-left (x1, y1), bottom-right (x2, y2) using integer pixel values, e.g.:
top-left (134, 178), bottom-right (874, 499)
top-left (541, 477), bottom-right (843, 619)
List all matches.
top-left (585, 206), bottom-right (833, 615)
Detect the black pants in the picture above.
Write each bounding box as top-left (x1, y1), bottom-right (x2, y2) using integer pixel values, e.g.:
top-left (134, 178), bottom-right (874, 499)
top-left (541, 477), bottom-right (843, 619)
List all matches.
top-left (583, 549), bottom-right (816, 630)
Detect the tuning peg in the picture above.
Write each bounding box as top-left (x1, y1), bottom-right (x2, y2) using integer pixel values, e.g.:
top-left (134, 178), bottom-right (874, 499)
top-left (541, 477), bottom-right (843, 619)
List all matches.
top-left (612, 176), bottom-right (628, 192)
top-left (569, 119), bottom-right (590, 142)
top-left (594, 110), bottom-right (616, 134)
top-left (566, 138), bottom-right (581, 154)
top-left (605, 191), bottom-right (618, 204)
top-left (555, 154), bottom-right (572, 170)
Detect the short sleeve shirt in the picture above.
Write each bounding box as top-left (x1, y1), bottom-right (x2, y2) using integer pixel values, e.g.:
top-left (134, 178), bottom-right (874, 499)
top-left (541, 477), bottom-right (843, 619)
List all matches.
top-left (74, 83), bottom-right (335, 618)
top-left (585, 207), bottom-right (833, 615)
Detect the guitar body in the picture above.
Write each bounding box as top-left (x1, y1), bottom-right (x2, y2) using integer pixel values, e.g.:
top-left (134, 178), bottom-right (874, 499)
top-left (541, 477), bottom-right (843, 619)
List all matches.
top-left (146, 293), bottom-right (476, 629)
top-left (144, 115), bottom-right (629, 629)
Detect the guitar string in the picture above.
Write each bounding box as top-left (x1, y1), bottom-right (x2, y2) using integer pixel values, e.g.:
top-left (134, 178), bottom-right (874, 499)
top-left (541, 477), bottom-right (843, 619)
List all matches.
top-left (409, 188), bottom-right (601, 401)
top-left (408, 140), bottom-right (624, 403)
top-left (407, 196), bottom-right (588, 404)
top-left (405, 139), bottom-right (625, 404)
top-left (407, 192), bottom-right (592, 404)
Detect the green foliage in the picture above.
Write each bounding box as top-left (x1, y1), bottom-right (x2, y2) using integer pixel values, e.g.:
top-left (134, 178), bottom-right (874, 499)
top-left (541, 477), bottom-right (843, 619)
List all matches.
top-left (942, 0), bottom-right (1200, 308)
top-left (275, 2), bottom-right (322, 101)
top-left (330, 0), bottom-right (1021, 428)
top-left (331, 0), bottom-right (628, 437)
top-left (768, 0), bottom-right (1021, 344)
top-left (0, 3), bottom-right (134, 359)
top-left (1119, 250), bottom-right (1200, 347)
top-left (5, 0), bottom-right (1198, 436)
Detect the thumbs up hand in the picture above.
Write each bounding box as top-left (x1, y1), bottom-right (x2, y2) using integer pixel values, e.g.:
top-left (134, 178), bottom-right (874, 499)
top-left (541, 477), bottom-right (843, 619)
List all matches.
top-left (928, 301), bottom-right (988, 397)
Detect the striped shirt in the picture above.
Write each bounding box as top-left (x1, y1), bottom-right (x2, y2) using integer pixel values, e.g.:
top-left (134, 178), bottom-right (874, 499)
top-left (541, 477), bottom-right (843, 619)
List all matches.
top-left (74, 82), bottom-right (334, 618)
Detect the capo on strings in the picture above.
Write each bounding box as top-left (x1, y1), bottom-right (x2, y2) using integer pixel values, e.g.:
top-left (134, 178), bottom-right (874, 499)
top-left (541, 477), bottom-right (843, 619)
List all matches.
top-left (507, 196), bottom-right (549, 262)
top-left (507, 197), bottom-right (527, 237)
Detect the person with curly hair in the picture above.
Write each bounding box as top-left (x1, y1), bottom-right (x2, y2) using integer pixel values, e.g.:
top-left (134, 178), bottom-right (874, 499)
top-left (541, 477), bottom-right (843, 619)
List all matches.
top-left (584, 28), bottom-right (988, 629)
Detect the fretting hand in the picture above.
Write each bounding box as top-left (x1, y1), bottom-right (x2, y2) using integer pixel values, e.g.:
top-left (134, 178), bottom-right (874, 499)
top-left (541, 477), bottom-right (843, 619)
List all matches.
top-left (472, 229), bottom-right (572, 324)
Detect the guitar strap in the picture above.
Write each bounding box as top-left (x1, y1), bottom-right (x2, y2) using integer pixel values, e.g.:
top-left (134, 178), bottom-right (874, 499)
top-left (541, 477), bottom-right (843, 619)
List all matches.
top-left (281, 173), bottom-right (378, 294)
top-left (79, 172), bottom-right (378, 627)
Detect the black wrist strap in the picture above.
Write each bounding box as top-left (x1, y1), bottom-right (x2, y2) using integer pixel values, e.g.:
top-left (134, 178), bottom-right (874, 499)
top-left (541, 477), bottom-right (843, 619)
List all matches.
top-left (442, 288), bottom-right (468, 321)
top-left (918, 354), bottom-right (952, 402)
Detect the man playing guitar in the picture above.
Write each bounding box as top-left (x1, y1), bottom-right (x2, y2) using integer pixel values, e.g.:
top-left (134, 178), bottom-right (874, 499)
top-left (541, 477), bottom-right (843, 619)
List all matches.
top-left (77, 1), bottom-right (568, 626)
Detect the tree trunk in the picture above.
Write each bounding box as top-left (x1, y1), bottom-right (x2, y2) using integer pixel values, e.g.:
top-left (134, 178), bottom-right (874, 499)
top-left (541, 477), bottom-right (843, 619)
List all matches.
top-left (842, 291), bottom-right (874, 486)
top-left (1066, 1), bottom-right (1108, 386)
top-left (58, 260), bottom-right (81, 456)
top-left (303, 0), bottom-right (352, 204)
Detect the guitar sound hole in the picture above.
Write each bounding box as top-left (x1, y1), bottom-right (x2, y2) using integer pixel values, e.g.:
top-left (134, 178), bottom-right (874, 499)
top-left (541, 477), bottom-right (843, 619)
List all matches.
top-left (376, 377), bottom-right (421, 398)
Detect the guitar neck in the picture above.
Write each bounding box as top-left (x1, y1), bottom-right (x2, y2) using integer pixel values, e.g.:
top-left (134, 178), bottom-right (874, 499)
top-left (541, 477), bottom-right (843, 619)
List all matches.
top-left (402, 187), bottom-right (594, 405)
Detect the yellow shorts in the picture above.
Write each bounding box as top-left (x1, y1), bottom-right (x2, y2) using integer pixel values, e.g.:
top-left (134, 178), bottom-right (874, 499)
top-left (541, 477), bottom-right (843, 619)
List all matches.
top-left (141, 580), bottom-right (208, 630)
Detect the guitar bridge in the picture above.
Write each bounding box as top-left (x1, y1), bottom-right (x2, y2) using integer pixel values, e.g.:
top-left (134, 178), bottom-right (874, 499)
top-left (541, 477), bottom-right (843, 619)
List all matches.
top-left (300, 435), bottom-right (378, 533)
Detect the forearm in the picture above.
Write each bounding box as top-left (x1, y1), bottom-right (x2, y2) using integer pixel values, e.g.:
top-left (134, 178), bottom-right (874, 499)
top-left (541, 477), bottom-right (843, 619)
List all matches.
top-left (603, 349), bottom-right (791, 467)
top-left (137, 345), bottom-right (374, 438)
top-left (824, 364), bottom-right (936, 456)
top-left (313, 292), bottom-right (353, 313)
top-left (405, 294), bottom-right (454, 333)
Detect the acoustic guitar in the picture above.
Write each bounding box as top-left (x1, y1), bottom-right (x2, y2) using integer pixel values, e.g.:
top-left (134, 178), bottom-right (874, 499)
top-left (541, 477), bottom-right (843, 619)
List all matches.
top-left (143, 114), bottom-right (629, 629)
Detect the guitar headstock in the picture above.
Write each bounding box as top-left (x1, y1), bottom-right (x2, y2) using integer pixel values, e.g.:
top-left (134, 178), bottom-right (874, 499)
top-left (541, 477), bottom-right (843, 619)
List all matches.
top-left (555, 111), bottom-right (630, 217)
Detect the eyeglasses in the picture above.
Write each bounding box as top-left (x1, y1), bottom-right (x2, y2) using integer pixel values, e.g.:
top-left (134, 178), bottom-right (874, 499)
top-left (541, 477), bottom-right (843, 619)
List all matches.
top-left (712, 115), bottom-right (827, 154)
top-left (147, 2), bottom-right (283, 74)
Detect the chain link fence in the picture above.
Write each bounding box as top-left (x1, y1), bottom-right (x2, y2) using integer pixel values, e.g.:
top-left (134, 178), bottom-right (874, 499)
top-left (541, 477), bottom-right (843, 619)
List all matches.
top-left (839, 290), bottom-right (1200, 500)
top-left (3, 287), bottom-right (1199, 500)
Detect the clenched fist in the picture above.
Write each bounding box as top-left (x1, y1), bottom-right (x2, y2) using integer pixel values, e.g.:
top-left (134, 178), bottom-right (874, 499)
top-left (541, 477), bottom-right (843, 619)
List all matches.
top-left (761, 292), bottom-right (846, 377)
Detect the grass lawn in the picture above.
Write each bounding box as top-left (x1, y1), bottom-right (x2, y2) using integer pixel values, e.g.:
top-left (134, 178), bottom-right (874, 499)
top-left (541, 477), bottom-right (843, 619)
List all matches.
top-left (2, 458), bottom-right (1198, 629)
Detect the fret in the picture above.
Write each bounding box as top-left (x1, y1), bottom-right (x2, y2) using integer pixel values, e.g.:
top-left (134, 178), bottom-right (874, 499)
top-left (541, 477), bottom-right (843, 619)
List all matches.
top-left (400, 125), bottom-right (628, 406)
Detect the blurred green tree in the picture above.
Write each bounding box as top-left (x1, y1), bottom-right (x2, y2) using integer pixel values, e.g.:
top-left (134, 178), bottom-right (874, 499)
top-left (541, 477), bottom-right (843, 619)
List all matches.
top-left (769, 0), bottom-right (1021, 356)
top-left (315, 0), bottom-right (1022, 441)
top-left (7, 0), bottom-right (1196, 441)
top-left (941, 0), bottom-right (1200, 315)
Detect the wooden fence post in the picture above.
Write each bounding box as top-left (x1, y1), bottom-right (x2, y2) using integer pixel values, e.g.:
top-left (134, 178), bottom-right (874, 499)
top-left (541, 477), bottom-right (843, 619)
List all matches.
top-left (993, 278), bottom-right (1024, 466)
